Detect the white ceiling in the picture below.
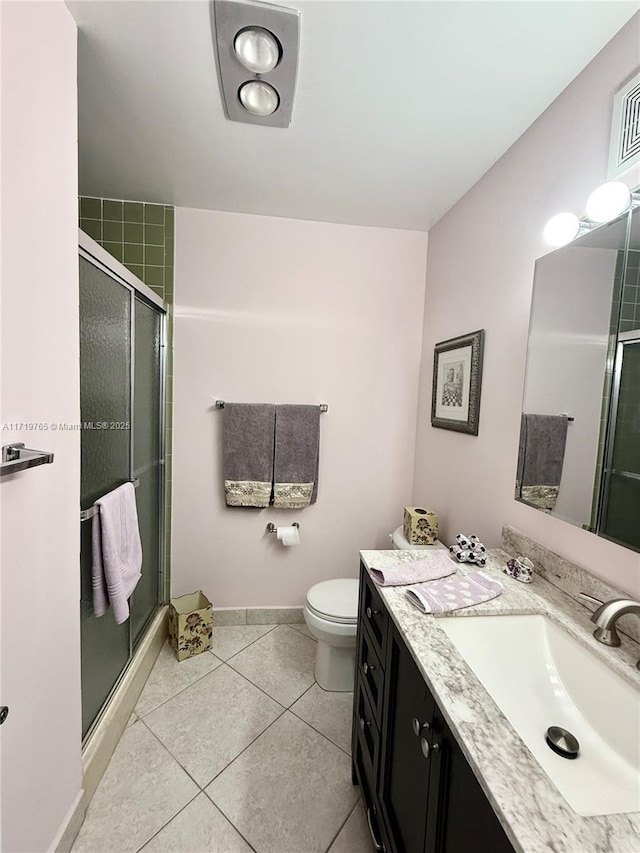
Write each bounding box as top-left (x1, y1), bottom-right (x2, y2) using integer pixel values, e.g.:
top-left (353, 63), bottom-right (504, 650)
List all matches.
top-left (68, 0), bottom-right (639, 231)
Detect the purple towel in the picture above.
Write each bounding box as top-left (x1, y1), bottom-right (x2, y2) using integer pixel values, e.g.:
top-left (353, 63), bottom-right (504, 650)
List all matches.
top-left (92, 482), bottom-right (143, 624)
top-left (369, 553), bottom-right (457, 586)
top-left (405, 571), bottom-right (503, 613)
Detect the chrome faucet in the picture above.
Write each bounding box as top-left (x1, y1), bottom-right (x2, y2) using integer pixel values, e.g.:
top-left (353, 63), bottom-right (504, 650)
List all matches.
top-left (580, 593), bottom-right (640, 670)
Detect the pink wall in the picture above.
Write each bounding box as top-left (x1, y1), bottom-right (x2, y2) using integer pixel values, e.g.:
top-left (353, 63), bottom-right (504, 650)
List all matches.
top-left (0, 2), bottom-right (82, 850)
top-left (413, 14), bottom-right (640, 597)
top-left (172, 208), bottom-right (427, 606)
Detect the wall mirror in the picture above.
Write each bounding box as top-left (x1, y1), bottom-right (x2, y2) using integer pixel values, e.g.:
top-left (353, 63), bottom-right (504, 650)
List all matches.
top-left (516, 205), bottom-right (639, 553)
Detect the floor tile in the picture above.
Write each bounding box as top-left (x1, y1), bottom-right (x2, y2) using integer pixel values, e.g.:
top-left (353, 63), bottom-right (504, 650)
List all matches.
top-left (140, 793), bottom-right (252, 853)
top-left (126, 711), bottom-right (138, 728)
top-left (327, 800), bottom-right (370, 853)
top-left (211, 624), bottom-right (276, 661)
top-left (290, 622), bottom-right (315, 640)
top-left (144, 664), bottom-right (283, 787)
top-left (135, 641), bottom-right (223, 717)
top-left (228, 624), bottom-right (316, 706)
top-left (290, 683), bottom-right (354, 754)
top-left (206, 711), bottom-right (359, 853)
top-left (72, 722), bottom-right (198, 853)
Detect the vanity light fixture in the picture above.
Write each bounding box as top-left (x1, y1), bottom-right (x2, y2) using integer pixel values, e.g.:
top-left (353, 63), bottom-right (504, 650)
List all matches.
top-left (585, 181), bottom-right (638, 223)
top-left (543, 179), bottom-right (640, 247)
top-left (212, 0), bottom-right (300, 128)
top-left (543, 213), bottom-right (593, 248)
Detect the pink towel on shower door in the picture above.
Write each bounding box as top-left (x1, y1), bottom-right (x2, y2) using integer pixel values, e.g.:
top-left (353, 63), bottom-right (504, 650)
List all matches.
top-left (91, 482), bottom-right (143, 624)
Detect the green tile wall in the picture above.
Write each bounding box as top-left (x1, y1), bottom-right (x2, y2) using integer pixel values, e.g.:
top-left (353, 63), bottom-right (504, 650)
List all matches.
top-left (80, 197), bottom-right (174, 598)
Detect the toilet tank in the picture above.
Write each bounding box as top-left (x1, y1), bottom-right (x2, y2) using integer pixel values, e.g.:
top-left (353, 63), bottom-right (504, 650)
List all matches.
top-left (390, 526), bottom-right (447, 551)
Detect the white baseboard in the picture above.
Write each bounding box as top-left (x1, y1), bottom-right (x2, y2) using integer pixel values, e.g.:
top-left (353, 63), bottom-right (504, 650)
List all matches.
top-left (51, 789), bottom-right (86, 853)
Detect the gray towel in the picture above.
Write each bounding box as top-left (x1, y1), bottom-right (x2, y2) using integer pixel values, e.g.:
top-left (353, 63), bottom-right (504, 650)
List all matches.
top-left (516, 414), bottom-right (569, 511)
top-left (223, 403), bottom-right (276, 507)
top-left (274, 404), bottom-right (320, 508)
top-left (92, 482), bottom-right (142, 624)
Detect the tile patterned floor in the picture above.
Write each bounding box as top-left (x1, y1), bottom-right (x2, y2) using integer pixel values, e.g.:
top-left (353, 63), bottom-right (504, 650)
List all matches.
top-left (73, 624), bottom-right (372, 853)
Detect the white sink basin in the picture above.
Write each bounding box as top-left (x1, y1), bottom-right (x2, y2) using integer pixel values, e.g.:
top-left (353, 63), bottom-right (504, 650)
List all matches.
top-left (439, 614), bottom-right (640, 816)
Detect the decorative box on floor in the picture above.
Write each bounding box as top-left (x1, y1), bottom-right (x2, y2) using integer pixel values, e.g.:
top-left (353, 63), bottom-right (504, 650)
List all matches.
top-left (168, 591), bottom-right (213, 661)
top-left (403, 506), bottom-right (439, 545)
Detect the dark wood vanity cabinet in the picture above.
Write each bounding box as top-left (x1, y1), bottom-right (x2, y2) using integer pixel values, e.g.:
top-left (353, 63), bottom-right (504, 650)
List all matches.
top-left (352, 563), bottom-right (514, 853)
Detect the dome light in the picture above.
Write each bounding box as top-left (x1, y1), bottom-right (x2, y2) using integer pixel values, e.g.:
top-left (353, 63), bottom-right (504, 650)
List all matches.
top-left (585, 182), bottom-right (632, 223)
top-left (543, 213), bottom-right (582, 247)
top-left (238, 80), bottom-right (279, 116)
top-left (234, 27), bottom-right (280, 74)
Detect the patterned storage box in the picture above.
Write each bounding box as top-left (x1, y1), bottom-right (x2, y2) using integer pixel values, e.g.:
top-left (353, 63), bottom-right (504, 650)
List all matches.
top-left (168, 591), bottom-right (213, 661)
top-left (403, 507), bottom-right (439, 545)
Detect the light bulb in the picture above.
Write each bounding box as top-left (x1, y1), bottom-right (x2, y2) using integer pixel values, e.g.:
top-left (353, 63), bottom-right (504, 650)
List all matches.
top-left (238, 80), bottom-right (279, 116)
top-left (585, 182), bottom-right (631, 223)
top-left (234, 27), bottom-right (280, 74)
top-left (543, 213), bottom-right (581, 247)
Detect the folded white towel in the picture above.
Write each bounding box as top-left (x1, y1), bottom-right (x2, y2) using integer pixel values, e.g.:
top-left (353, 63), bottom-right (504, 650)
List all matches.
top-left (368, 552), bottom-right (457, 586)
top-left (406, 571), bottom-right (503, 614)
top-left (92, 482), bottom-right (143, 624)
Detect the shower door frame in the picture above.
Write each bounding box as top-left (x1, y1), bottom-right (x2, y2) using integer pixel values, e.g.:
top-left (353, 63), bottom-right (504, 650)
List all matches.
top-left (79, 230), bottom-right (167, 743)
top-left (597, 328), bottom-right (640, 550)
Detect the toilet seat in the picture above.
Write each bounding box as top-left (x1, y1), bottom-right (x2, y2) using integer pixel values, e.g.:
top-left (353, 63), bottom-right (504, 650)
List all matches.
top-left (305, 578), bottom-right (358, 625)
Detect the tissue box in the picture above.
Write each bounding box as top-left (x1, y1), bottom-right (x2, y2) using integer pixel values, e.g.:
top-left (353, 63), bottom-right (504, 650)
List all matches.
top-left (403, 507), bottom-right (439, 545)
top-left (168, 591), bottom-right (213, 661)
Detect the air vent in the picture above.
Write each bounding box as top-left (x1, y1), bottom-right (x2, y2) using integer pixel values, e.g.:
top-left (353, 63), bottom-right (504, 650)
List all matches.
top-left (608, 70), bottom-right (640, 179)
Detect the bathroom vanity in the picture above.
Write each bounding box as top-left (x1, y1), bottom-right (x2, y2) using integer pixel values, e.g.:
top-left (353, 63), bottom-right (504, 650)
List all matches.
top-left (352, 545), bottom-right (640, 853)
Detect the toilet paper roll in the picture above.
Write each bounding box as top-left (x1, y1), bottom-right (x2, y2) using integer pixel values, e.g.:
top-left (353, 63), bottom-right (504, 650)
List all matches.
top-left (276, 525), bottom-right (300, 546)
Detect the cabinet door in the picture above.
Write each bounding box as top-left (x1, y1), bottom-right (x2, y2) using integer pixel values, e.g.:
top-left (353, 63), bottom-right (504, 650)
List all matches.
top-left (380, 628), bottom-right (435, 853)
top-left (425, 707), bottom-right (514, 853)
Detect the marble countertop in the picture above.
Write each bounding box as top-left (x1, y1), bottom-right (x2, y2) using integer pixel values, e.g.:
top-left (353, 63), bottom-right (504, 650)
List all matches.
top-left (359, 548), bottom-right (640, 853)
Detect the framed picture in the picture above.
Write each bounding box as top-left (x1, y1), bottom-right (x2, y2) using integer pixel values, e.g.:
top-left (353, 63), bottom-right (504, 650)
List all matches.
top-left (431, 329), bottom-right (484, 435)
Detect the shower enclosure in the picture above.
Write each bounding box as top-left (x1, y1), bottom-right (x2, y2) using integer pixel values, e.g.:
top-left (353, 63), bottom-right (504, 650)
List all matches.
top-left (79, 233), bottom-right (166, 740)
top-left (599, 332), bottom-right (640, 551)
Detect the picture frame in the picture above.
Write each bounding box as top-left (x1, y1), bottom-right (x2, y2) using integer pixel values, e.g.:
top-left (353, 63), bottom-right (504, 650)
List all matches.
top-left (431, 329), bottom-right (484, 435)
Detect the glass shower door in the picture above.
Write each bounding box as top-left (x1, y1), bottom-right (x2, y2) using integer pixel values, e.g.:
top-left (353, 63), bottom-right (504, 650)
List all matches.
top-left (600, 337), bottom-right (640, 550)
top-left (79, 257), bottom-right (131, 736)
top-left (79, 249), bottom-right (165, 740)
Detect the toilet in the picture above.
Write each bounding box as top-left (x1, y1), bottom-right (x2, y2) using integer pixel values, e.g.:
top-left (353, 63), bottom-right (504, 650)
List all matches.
top-left (304, 578), bottom-right (359, 692)
top-left (304, 529), bottom-right (447, 692)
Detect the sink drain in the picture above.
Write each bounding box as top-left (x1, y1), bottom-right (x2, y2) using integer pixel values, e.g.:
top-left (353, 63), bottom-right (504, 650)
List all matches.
top-left (546, 726), bottom-right (580, 759)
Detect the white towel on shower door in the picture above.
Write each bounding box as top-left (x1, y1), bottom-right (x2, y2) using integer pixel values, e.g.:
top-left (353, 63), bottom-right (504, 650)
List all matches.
top-left (91, 482), bottom-right (142, 624)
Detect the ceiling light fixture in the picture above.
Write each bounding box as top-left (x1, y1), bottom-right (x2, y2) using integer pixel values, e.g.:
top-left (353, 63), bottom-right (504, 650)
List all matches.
top-left (239, 80), bottom-right (279, 116)
top-left (234, 27), bottom-right (280, 74)
top-left (213, 0), bottom-right (300, 128)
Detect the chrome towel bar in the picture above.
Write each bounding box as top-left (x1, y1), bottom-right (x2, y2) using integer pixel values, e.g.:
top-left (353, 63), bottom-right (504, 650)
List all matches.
top-left (1, 443), bottom-right (54, 476)
top-left (80, 479), bottom-right (140, 522)
top-left (215, 400), bottom-right (328, 413)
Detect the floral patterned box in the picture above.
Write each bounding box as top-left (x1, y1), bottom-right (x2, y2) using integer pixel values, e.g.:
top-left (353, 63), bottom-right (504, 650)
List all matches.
top-left (403, 506), bottom-right (439, 545)
top-left (168, 591), bottom-right (213, 661)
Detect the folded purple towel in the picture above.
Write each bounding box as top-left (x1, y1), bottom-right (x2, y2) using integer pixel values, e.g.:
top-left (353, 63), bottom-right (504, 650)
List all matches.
top-left (369, 552), bottom-right (457, 586)
top-left (405, 571), bottom-right (503, 614)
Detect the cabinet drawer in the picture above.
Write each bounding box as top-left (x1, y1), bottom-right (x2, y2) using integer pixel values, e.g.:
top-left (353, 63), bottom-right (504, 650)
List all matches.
top-left (354, 675), bottom-right (380, 786)
top-left (358, 626), bottom-right (384, 727)
top-left (360, 565), bottom-right (388, 665)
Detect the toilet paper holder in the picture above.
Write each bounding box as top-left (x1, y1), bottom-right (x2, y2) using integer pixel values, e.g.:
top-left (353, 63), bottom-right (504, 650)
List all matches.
top-left (266, 522), bottom-right (300, 534)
